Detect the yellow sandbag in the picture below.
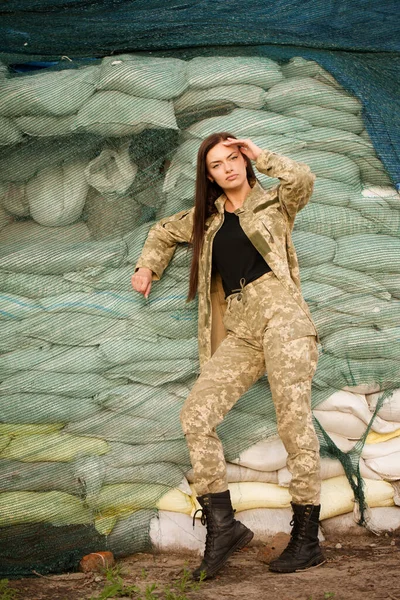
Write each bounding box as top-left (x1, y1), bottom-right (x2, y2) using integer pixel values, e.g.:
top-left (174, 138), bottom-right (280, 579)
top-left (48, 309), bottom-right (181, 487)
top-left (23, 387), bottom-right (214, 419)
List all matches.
top-left (0, 423), bottom-right (63, 436)
top-left (0, 435), bottom-right (11, 452)
top-left (0, 491), bottom-right (92, 527)
top-left (366, 428), bottom-right (400, 444)
top-left (0, 432), bottom-right (109, 462)
top-left (320, 476), bottom-right (394, 520)
top-left (192, 482), bottom-right (291, 515)
top-left (95, 515), bottom-right (118, 536)
top-left (92, 484), bottom-right (193, 518)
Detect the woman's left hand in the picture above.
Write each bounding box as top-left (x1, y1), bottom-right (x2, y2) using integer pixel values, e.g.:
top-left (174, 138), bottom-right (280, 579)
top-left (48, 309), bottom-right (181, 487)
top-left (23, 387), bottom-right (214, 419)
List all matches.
top-left (222, 138), bottom-right (263, 161)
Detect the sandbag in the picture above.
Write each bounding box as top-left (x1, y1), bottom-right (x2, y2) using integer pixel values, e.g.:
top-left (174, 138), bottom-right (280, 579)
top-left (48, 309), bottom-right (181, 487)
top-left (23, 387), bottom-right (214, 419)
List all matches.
top-left (0, 459), bottom-right (81, 494)
top-left (290, 127), bottom-right (374, 157)
top-left (0, 371), bottom-right (124, 398)
top-left (73, 91), bottom-right (178, 137)
top-left (313, 410), bottom-right (367, 440)
top-left (371, 274), bottom-right (400, 299)
top-left (0, 117), bottom-right (23, 145)
top-left (287, 150), bottom-right (361, 186)
top-left (0, 66), bottom-right (100, 117)
top-left (0, 393), bottom-right (100, 424)
top-left (27, 160), bottom-right (89, 226)
top-left (323, 327), bottom-right (400, 361)
top-left (278, 457), bottom-right (381, 486)
top-left (192, 482), bottom-right (291, 514)
top-left (0, 491), bottom-right (92, 527)
top-left (15, 114), bottom-right (76, 137)
top-left (84, 188), bottom-right (142, 240)
top-left (349, 196), bottom-right (400, 236)
top-left (362, 437), bottom-right (400, 460)
top-left (0, 432), bottom-right (109, 462)
top-left (0, 238), bottom-right (126, 275)
top-left (367, 389), bottom-right (400, 422)
top-left (232, 437), bottom-right (288, 472)
top-left (99, 337), bottom-right (198, 364)
top-left (0, 292), bottom-right (43, 321)
top-left (282, 105), bottom-right (363, 134)
top-left (291, 231), bottom-right (336, 267)
top-left (0, 219), bottom-right (91, 244)
top-left (98, 55), bottom-right (188, 99)
top-left (294, 203), bottom-right (379, 237)
top-left (307, 263), bottom-right (391, 300)
top-left (185, 108), bottom-right (311, 140)
top-left (103, 440), bottom-right (190, 469)
top-left (0, 271), bottom-right (92, 301)
top-left (310, 178), bottom-right (360, 207)
top-left (174, 84), bottom-right (266, 113)
top-left (353, 156), bottom-right (393, 186)
top-left (265, 77), bottom-right (361, 114)
top-left (0, 205), bottom-right (13, 231)
top-left (365, 452), bottom-right (400, 480)
top-left (281, 57), bottom-right (342, 88)
top-left (84, 144), bottom-right (138, 200)
top-left (1, 183), bottom-right (29, 217)
top-left (334, 234), bottom-right (400, 273)
top-left (186, 56), bottom-right (283, 89)
top-left (319, 477), bottom-right (394, 520)
top-left (314, 354), bottom-right (400, 392)
top-left (321, 507), bottom-right (400, 536)
top-left (150, 510), bottom-right (205, 555)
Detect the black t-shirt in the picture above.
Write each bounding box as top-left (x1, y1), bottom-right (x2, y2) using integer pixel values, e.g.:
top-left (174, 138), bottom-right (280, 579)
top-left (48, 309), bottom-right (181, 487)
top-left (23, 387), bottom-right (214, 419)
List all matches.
top-left (212, 210), bottom-right (271, 298)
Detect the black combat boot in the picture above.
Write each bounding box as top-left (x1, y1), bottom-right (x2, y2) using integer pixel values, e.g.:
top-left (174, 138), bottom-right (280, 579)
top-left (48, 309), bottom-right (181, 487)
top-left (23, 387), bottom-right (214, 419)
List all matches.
top-left (269, 503), bottom-right (326, 573)
top-left (192, 489), bottom-right (254, 580)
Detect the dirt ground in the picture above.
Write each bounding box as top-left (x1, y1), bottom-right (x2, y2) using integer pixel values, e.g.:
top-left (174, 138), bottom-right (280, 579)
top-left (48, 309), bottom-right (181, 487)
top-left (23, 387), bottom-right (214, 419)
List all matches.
top-left (6, 534), bottom-right (400, 600)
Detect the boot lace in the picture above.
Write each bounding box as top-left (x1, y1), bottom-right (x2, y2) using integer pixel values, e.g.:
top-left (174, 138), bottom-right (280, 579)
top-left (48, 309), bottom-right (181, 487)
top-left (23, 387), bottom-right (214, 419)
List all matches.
top-left (192, 508), bottom-right (218, 556)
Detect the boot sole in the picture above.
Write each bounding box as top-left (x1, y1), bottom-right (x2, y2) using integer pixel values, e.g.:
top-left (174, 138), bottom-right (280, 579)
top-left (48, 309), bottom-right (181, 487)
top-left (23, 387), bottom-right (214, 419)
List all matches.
top-left (269, 555), bottom-right (326, 574)
top-left (193, 528), bottom-right (254, 580)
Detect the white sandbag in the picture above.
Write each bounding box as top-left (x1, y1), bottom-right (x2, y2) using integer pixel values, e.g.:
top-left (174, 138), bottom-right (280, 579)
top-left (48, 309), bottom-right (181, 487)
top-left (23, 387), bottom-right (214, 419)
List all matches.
top-left (0, 116), bottom-right (23, 145)
top-left (27, 160), bottom-right (89, 227)
top-left (282, 105), bottom-right (363, 134)
top-left (84, 144), bottom-right (138, 200)
top-left (0, 219), bottom-right (91, 245)
top-left (185, 108), bottom-right (311, 141)
top-left (150, 510), bottom-right (205, 555)
top-left (174, 84), bottom-right (266, 113)
top-left (362, 437), bottom-right (400, 460)
top-left (15, 114), bottom-right (76, 137)
top-left (365, 452), bottom-right (400, 480)
top-left (0, 65), bottom-right (100, 117)
top-left (278, 458), bottom-right (382, 487)
top-left (319, 476), bottom-right (394, 520)
top-left (232, 437), bottom-right (288, 472)
top-left (186, 56), bottom-right (283, 90)
top-left (367, 390), bottom-right (400, 422)
top-left (322, 506), bottom-right (400, 535)
top-left (186, 463), bottom-right (278, 484)
top-left (265, 77), bottom-right (361, 114)
top-left (0, 182), bottom-right (30, 217)
top-left (73, 91), bottom-right (178, 137)
top-left (98, 55), bottom-right (188, 99)
top-left (313, 410), bottom-right (367, 440)
top-left (362, 185), bottom-right (400, 210)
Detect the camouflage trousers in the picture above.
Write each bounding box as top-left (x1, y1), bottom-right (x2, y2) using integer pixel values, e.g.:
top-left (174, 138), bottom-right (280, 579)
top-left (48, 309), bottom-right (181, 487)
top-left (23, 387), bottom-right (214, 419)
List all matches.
top-left (180, 271), bottom-right (321, 504)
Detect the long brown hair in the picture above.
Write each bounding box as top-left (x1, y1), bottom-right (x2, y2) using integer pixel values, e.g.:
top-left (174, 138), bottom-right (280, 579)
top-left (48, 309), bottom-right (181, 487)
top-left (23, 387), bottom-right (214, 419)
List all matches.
top-left (187, 132), bottom-right (257, 301)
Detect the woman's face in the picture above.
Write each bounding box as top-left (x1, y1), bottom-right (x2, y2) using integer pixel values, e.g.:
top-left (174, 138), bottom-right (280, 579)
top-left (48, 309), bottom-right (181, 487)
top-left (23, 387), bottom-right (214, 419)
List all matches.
top-left (205, 141), bottom-right (248, 191)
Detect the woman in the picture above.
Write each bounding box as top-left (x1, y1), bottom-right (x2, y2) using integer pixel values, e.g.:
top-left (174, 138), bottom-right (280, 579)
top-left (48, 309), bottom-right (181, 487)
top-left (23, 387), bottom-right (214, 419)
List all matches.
top-left (131, 132), bottom-right (325, 579)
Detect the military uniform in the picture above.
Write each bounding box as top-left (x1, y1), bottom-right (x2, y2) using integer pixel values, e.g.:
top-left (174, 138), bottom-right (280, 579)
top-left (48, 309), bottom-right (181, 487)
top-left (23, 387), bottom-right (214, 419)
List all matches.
top-left (136, 149), bottom-right (321, 504)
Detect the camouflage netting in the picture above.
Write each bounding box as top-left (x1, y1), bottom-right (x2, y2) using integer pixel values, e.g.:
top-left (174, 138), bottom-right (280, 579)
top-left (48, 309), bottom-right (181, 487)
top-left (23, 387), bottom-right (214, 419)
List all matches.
top-left (0, 53), bottom-right (400, 576)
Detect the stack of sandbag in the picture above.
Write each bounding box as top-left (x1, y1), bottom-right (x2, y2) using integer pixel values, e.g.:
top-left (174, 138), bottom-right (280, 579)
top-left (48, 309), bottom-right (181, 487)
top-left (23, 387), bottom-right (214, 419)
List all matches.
top-left (0, 55), bottom-right (399, 572)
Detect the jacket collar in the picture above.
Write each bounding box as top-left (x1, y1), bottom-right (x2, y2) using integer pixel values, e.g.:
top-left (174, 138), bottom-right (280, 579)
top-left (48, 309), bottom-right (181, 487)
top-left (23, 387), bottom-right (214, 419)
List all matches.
top-left (214, 179), bottom-right (264, 215)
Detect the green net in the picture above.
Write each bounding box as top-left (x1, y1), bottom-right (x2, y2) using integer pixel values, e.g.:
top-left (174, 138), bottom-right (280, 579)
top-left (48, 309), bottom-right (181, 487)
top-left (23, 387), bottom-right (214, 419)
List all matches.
top-left (0, 53), bottom-right (399, 576)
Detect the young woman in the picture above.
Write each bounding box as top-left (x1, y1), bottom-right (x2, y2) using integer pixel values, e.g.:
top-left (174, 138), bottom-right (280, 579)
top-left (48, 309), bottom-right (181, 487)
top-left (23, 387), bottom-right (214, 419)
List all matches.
top-left (131, 132), bottom-right (325, 579)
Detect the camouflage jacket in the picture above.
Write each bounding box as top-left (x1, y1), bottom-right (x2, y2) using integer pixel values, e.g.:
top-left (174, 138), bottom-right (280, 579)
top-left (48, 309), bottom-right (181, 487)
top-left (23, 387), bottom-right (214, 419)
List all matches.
top-left (135, 149), bottom-right (319, 368)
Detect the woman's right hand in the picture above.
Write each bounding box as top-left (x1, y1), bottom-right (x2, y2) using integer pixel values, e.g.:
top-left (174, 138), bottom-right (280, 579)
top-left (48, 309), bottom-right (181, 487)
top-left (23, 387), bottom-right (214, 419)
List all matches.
top-left (131, 267), bottom-right (153, 299)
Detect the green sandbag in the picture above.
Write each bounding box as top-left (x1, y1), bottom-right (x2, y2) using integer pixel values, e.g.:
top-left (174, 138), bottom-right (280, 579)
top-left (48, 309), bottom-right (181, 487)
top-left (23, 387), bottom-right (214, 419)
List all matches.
top-left (0, 292), bottom-right (43, 321)
top-left (313, 353), bottom-right (400, 391)
top-left (107, 509), bottom-right (154, 558)
top-left (0, 491), bottom-right (93, 527)
top-left (0, 436), bottom-right (11, 453)
top-left (185, 107), bottom-right (311, 140)
top-left (323, 327), bottom-right (400, 360)
top-left (265, 77), bottom-right (361, 114)
top-left (294, 203), bottom-right (380, 237)
top-left (0, 393), bottom-right (100, 424)
top-left (0, 346), bottom-right (112, 379)
top-left (103, 440), bottom-right (190, 468)
top-left (282, 105), bottom-right (363, 134)
top-left (65, 409), bottom-right (183, 444)
top-left (291, 231), bottom-right (336, 267)
top-left (73, 91), bottom-right (178, 137)
top-left (91, 483), bottom-right (173, 516)
top-left (334, 234), bottom-right (400, 273)
top-left (0, 238), bottom-right (127, 275)
top-left (0, 320), bottom-right (46, 352)
top-left (98, 55), bottom-right (188, 99)
top-left (0, 432), bottom-right (109, 463)
top-left (97, 383), bottom-right (185, 416)
top-left (0, 220), bottom-right (91, 244)
top-left (307, 264), bottom-right (391, 300)
top-left (353, 156), bottom-right (393, 186)
top-left (0, 65), bottom-right (100, 117)
top-left (40, 290), bottom-right (143, 319)
top-left (0, 134), bottom-right (101, 183)
top-left (372, 273), bottom-right (400, 299)
top-left (349, 196), bottom-right (400, 236)
top-left (281, 57), bottom-right (341, 86)
top-left (124, 220), bottom-right (155, 265)
top-left (63, 265), bottom-right (136, 292)
top-left (310, 178), bottom-right (360, 207)
top-left (15, 114), bottom-right (76, 137)
top-left (0, 116), bottom-right (23, 145)
top-left (330, 293), bottom-right (400, 328)
top-left (0, 459), bottom-right (81, 494)
top-left (117, 310), bottom-right (197, 339)
top-left (0, 423), bottom-right (63, 436)
top-left (104, 358), bottom-right (199, 386)
top-left (287, 150), bottom-right (361, 187)
top-left (301, 281), bottom-right (344, 306)
top-left (174, 84), bottom-right (266, 114)
top-left (104, 462), bottom-right (185, 488)
top-left (186, 56), bottom-right (283, 90)
top-left (0, 371), bottom-right (125, 398)
top-left (99, 337), bottom-right (198, 364)
top-left (0, 270), bottom-right (93, 298)
top-left (289, 127), bottom-right (374, 157)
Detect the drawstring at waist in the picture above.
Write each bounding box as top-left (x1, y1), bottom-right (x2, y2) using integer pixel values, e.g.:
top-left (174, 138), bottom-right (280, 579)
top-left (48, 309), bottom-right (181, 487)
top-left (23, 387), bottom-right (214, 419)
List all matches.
top-left (231, 277), bottom-right (246, 301)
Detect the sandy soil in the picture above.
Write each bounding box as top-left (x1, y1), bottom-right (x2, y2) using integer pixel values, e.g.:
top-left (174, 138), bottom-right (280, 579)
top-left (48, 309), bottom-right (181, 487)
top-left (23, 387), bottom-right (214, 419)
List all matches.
top-left (7, 534), bottom-right (400, 600)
